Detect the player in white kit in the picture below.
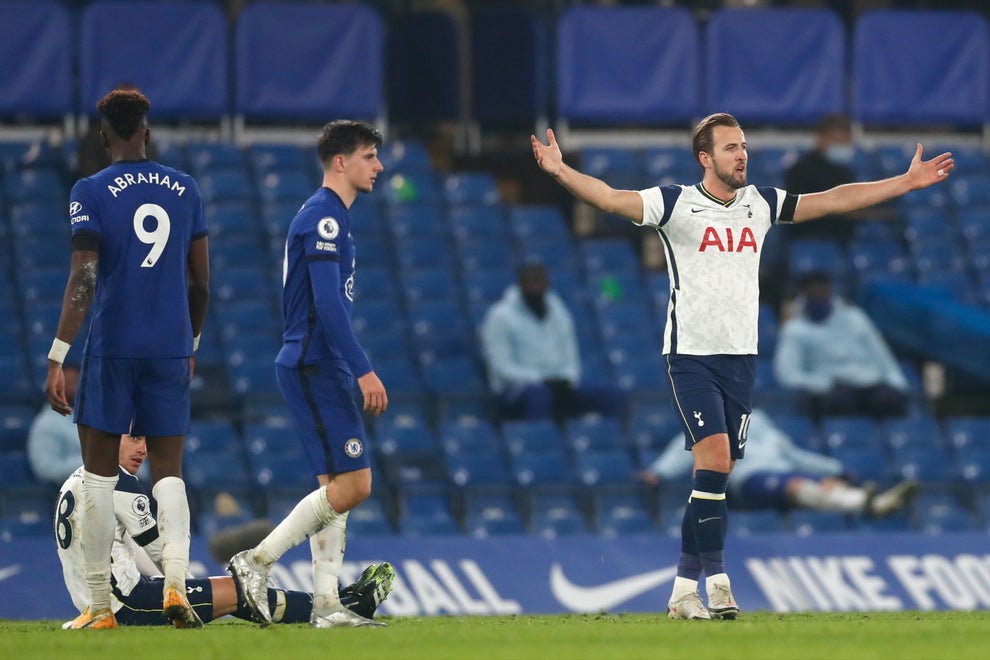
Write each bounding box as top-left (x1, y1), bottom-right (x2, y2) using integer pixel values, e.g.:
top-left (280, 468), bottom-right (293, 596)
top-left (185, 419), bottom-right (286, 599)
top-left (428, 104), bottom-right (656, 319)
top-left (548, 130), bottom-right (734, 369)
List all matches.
top-left (531, 113), bottom-right (953, 620)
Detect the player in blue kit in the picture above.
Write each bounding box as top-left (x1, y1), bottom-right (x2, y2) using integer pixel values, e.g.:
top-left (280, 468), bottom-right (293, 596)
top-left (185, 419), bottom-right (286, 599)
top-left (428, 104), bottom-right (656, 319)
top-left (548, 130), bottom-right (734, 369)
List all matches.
top-left (532, 114), bottom-right (953, 620)
top-left (229, 120), bottom-right (389, 629)
top-left (44, 88), bottom-right (210, 630)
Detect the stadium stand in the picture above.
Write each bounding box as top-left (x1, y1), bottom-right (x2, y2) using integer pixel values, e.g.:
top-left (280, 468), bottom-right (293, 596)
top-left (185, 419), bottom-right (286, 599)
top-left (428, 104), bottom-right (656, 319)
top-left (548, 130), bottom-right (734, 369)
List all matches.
top-left (0, 3), bottom-right (988, 542)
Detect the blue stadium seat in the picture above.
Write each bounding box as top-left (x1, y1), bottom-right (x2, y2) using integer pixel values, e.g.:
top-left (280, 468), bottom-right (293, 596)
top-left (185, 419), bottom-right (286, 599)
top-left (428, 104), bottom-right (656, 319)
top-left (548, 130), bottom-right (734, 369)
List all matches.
top-left (788, 510), bottom-right (850, 535)
top-left (593, 492), bottom-right (655, 535)
top-left (574, 449), bottom-right (637, 487)
top-left (464, 494), bottom-right (526, 537)
top-left (706, 8), bottom-right (845, 124)
top-left (0, 404), bottom-right (34, 453)
top-left (565, 416), bottom-right (627, 453)
top-left (915, 494), bottom-right (978, 533)
top-left (557, 7), bottom-right (698, 125)
top-left (251, 451), bottom-right (313, 494)
top-left (446, 450), bottom-right (513, 490)
top-left (909, 239), bottom-right (967, 276)
top-left (462, 267), bottom-right (514, 309)
top-left (579, 238), bottom-right (640, 274)
top-left (443, 173), bottom-right (501, 206)
top-left (439, 417), bottom-right (503, 456)
top-left (956, 207), bottom-right (990, 243)
top-left (820, 416), bottom-right (883, 453)
top-left (184, 446), bottom-right (254, 494)
top-left (205, 200), bottom-right (262, 239)
top-left (903, 207), bottom-right (954, 244)
top-left (377, 140), bottom-right (432, 173)
top-left (385, 203), bottom-right (446, 240)
top-left (380, 171), bottom-right (441, 206)
top-left (457, 236), bottom-right (516, 274)
top-left (729, 510), bottom-right (785, 536)
top-left (642, 146), bottom-right (697, 183)
top-left (257, 169), bottom-right (314, 204)
top-left (347, 496), bottom-right (395, 536)
top-left (248, 144), bottom-right (312, 175)
top-left (854, 10), bottom-right (989, 126)
top-left (628, 406), bottom-right (681, 452)
top-left (408, 303), bottom-right (474, 360)
top-left (198, 168), bottom-right (254, 204)
top-left (529, 493), bottom-right (590, 537)
top-left (422, 358), bottom-right (489, 400)
top-left (228, 360), bottom-right (282, 407)
top-left (4, 168), bottom-right (65, 204)
top-left (946, 417), bottom-right (990, 452)
top-left (10, 201), bottom-right (68, 242)
top-left (236, 3), bottom-right (383, 122)
top-left (502, 419), bottom-right (566, 457)
top-left (375, 415), bottom-right (439, 459)
top-left (448, 205), bottom-right (510, 241)
top-left (788, 239), bottom-right (847, 281)
top-left (828, 445), bottom-right (891, 483)
top-left (511, 449), bottom-right (577, 488)
top-left (580, 148), bottom-right (643, 181)
top-left (186, 419), bottom-right (241, 454)
top-left (771, 414), bottom-right (820, 450)
top-left (400, 267), bottom-right (461, 306)
top-left (890, 447), bottom-right (957, 484)
top-left (80, 1), bottom-right (228, 120)
top-left (849, 240), bottom-right (910, 282)
top-left (508, 205), bottom-right (571, 242)
top-left (0, 1), bottom-right (72, 119)
top-left (397, 491), bottom-right (460, 536)
top-left (955, 447), bottom-right (990, 486)
top-left (519, 239), bottom-right (579, 273)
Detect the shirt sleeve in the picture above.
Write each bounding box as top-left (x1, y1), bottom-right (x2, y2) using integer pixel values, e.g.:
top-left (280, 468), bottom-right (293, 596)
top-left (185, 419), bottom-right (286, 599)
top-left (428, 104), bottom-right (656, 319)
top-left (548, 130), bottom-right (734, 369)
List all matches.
top-left (637, 185), bottom-right (682, 228)
top-left (114, 472), bottom-right (160, 547)
top-left (187, 178), bottom-right (208, 241)
top-left (69, 180), bottom-right (101, 242)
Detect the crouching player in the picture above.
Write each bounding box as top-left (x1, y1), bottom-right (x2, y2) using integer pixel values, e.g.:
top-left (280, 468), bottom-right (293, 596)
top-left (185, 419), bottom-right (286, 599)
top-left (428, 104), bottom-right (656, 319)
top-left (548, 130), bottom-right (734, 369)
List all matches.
top-left (55, 433), bottom-right (394, 628)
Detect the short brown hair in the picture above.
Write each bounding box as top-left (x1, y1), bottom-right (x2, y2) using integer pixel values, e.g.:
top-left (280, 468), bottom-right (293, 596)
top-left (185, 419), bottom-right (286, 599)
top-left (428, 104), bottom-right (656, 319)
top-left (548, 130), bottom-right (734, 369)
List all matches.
top-left (692, 112), bottom-right (740, 170)
top-left (317, 120), bottom-right (383, 167)
top-left (97, 88), bottom-right (151, 140)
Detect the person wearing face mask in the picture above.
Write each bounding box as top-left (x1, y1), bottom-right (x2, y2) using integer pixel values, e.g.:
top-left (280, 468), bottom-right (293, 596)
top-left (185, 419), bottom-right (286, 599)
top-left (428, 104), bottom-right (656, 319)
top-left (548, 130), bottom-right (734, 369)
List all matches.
top-left (783, 114), bottom-right (858, 243)
top-left (480, 261), bottom-right (623, 422)
top-left (774, 270), bottom-right (910, 420)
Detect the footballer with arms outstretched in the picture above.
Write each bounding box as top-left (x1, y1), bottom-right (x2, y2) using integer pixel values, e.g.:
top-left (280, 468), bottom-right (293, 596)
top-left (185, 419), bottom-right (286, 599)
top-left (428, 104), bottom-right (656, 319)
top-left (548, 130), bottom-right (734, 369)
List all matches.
top-left (532, 113), bottom-right (953, 620)
top-left (55, 433), bottom-right (394, 627)
top-left (44, 88), bottom-right (210, 630)
top-left (229, 120), bottom-right (389, 629)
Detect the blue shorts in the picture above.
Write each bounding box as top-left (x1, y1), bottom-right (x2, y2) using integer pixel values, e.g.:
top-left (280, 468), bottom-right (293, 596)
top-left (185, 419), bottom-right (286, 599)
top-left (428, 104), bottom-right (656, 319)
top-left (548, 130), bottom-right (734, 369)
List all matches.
top-left (276, 360), bottom-right (370, 477)
top-left (114, 576), bottom-right (214, 626)
top-left (75, 355), bottom-right (191, 436)
top-left (665, 354), bottom-right (755, 460)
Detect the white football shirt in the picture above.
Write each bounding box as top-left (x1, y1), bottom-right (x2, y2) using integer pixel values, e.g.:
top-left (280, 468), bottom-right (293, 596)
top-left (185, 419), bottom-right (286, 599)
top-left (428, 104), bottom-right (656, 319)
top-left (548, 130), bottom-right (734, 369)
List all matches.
top-left (638, 183), bottom-right (796, 355)
top-left (55, 466), bottom-right (162, 613)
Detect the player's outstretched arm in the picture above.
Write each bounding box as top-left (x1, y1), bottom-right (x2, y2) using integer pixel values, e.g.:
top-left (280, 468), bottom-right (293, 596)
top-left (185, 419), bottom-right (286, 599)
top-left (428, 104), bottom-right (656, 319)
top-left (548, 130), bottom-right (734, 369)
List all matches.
top-left (531, 129), bottom-right (645, 224)
top-left (793, 144), bottom-right (953, 223)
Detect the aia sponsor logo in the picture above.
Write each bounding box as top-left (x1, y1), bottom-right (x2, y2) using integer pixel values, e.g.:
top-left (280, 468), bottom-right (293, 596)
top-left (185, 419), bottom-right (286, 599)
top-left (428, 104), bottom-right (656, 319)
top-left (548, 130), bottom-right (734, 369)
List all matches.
top-left (698, 226), bottom-right (757, 252)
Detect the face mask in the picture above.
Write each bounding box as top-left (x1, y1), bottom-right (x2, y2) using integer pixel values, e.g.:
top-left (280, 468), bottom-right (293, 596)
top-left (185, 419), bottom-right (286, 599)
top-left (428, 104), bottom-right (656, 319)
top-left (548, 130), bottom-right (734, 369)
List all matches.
top-left (824, 144), bottom-right (854, 166)
top-left (522, 291), bottom-right (548, 319)
top-left (805, 299), bottom-right (833, 323)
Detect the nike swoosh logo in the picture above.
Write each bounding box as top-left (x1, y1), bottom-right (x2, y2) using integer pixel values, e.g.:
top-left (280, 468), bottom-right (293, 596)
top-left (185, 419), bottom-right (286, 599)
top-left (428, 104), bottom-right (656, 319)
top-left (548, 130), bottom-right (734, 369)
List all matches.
top-left (549, 562), bottom-right (677, 612)
top-left (690, 208), bottom-right (704, 213)
top-left (698, 517), bottom-right (721, 524)
top-left (0, 565), bottom-right (22, 583)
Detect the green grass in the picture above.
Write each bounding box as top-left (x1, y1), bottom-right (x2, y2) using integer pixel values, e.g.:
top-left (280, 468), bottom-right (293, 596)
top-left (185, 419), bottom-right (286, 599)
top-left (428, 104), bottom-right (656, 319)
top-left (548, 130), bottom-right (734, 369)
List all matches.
top-left (3, 612), bottom-right (988, 660)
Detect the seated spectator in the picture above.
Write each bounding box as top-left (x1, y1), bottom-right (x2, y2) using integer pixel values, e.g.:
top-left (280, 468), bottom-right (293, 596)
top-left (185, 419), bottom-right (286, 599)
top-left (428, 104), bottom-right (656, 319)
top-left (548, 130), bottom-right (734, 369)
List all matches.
top-left (637, 409), bottom-right (919, 517)
top-left (27, 361), bottom-right (82, 486)
top-left (480, 261), bottom-right (622, 422)
top-left (782, 113), bottom-right (857, 243)
top-left (774, 270), bottom-right (910, 420)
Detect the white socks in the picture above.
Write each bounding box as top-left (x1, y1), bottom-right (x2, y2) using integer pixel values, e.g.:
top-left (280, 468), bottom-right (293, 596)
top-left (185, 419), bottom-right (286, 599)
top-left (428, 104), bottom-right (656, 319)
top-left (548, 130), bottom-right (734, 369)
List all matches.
top-left (794, 480), bottom-right (867, 513)
top-left (82, 470), bottom-right (118, 611)
top-left (671, 575), bottom-right (699, 600)
top-left (254, 486), bottom-right (338, 568)
top-left (310, 511), bottom-right (349, 615)
top-left (152, 476), bottom-right (191, 590)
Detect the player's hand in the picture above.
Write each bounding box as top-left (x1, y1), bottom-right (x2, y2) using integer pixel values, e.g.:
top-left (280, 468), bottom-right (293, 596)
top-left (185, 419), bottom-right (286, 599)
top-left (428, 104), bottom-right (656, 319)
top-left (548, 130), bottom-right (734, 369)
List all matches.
top-left (44, 361), bottom-right (72, 416)
top-left (906, 143), bottom-right (954, 190)
top-left (358, 371), bottom-right (388, 417)
top-left (633, 470), bottom-right (660, 487)
top-left (531, 128), bottom-right (563, 177)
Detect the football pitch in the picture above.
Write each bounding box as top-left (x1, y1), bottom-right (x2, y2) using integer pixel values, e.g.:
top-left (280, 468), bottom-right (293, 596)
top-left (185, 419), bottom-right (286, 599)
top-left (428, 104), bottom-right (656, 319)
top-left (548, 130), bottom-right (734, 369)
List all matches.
top-left (2, 612), bottom-right (987, 660)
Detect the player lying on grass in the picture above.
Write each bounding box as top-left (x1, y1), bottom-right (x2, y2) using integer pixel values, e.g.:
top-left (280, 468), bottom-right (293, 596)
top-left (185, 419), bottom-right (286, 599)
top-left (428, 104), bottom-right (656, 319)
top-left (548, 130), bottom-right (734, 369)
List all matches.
top-left (55, 432), bottom-right (394, 628)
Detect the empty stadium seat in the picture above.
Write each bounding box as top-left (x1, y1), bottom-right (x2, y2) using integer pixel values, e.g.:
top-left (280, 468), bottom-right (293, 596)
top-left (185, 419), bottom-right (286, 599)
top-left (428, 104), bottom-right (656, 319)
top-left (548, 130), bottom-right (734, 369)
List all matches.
top-left (464, 494), bottom-right (526, 537)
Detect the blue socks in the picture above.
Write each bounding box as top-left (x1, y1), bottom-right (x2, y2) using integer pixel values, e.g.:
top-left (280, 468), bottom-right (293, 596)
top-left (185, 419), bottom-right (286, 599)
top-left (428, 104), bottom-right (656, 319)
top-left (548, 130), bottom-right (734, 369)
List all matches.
top-left (679, 469), bottom-right (729, 579)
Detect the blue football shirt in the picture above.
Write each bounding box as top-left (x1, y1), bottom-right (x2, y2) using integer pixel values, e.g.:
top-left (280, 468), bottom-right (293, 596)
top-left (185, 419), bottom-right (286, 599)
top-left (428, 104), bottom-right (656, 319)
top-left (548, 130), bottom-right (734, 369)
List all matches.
top-left (68, 160), bottom-right (207, 358)
top-left (276, 187), bottom-right (371, 377)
